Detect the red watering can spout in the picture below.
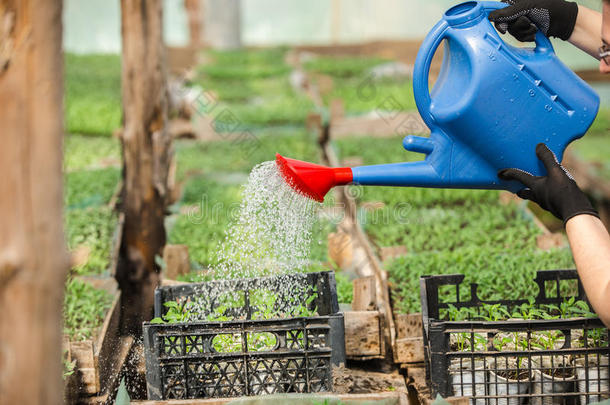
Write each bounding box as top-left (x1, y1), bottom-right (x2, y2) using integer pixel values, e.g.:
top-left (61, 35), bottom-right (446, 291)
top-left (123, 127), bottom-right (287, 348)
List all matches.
top-left (275, 154), bottom-right (353, 202)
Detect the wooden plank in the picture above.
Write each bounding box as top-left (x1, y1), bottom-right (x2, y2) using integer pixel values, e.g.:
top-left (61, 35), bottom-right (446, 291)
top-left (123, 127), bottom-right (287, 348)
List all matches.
top-left (395, 313), bottom-right (422, 339)
top-left (351, 276), bottom-right (376, 311)
top-left (95, 291), bottom-right (122, 394)
top-left (163, 244), bottom-right (190, 279)
top-left (70, 340), bottom-right (98, 394)
top-left (344, 311), bottom-right (382, 358)
top-left (79, 336), bottom-right (134, 405)
top-left (394, 337), bottom-right (424, 364)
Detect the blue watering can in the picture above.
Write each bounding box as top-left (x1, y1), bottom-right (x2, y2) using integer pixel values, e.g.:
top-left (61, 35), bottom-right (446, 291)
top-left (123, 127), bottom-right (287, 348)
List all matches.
top-left (277, 1), bottom-right (599, 202)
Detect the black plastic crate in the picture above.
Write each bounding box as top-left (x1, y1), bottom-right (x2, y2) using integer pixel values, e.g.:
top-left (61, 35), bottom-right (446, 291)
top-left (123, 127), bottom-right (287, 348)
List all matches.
top-left (420, 270), bottom-right (610, 404)
top-left (143, 271), bottom-right (345, 400)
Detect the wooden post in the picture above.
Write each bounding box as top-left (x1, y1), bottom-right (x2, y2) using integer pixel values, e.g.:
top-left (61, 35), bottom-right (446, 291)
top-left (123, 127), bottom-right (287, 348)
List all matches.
top-left (163, 244), bottom-right (190, 280)
top-left (117, 0), bottom-right (171, 334)
top-left (0, 1), bottom-right (69, 404)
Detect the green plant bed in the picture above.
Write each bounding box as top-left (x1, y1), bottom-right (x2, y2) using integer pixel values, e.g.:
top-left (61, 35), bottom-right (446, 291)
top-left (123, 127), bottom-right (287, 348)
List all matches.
top-left (174, 129), bottom-right (321, 181)
top-left (209, 95), bottom-right (315, 128)
top-left (335, 135), bottom-right (422, 165)
top-left (169, 171), bottom-right (335, 274)
top-left (363, 202), bottom-right (540, 253)
top-left (166, 176), bottom-right (240, 269)
top-left (356, 185), bottom-right (501, 208)
top-left (65, 207), bottom-right (118, 275)
top-left (63, 277), bottom-right (114, 341)
top-left (388, 246), bottom-right (575, 314)
top-left (168, 204), bottom-right (335, 273)
top-left (64, 167), bottom-right (120, 209)
top-left (64, 53), bottom-right (121, 135)
top-left (198, 48), bottom-right (290, 81)
top-left (334, 135), bottom-right (574, 317)
top-left (171, 127), bottom-right (335, 272)
top-left (304, 55), bottom-right (388, 78)
top-left (326, 77), bottom-right (417, 113)
top-left (196, 75), bottom-right (299, 103)
top-left (200, 64), bottom-right (291, 81)
top-left (169, 175), bottom-right (332, 270)
top-left (205, 47), bottom-right (289, 69)
top-left (64, 134), bottom-right (120, 171)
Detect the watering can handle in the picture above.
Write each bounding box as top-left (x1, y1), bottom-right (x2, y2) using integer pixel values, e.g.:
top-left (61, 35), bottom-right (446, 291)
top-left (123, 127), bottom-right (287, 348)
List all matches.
top-left (413, 1), bottom-right (554, 128)
top-left (482, 1), bottom-right (553, 52)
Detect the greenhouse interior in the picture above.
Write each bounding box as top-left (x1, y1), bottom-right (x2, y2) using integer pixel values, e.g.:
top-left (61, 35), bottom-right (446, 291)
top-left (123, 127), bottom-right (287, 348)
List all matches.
top-left (4, 0), bottom-right (610, 404)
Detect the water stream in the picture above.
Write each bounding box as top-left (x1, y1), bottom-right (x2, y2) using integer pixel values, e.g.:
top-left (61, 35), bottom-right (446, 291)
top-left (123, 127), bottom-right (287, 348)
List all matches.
top-left (213, 160), bottom-right (321, 280)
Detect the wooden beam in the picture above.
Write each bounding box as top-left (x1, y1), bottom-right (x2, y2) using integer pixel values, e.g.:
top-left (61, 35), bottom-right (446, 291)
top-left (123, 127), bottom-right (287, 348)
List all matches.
top-left (0, 1), bottom-right (69, 404)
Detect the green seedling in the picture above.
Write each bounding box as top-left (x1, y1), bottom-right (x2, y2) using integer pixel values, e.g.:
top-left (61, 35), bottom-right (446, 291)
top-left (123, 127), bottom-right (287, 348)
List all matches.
top-left (531, 330), bottom-right (564, 351)
top-left (577, 327), bottom-right (609, 348)
top-left (452, 331), bottom-right (486, 352)
top-left (481, 303), bottom-right (510, 322)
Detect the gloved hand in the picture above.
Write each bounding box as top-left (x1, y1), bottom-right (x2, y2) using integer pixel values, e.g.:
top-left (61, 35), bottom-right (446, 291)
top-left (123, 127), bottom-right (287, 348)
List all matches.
top-left (488, 0), bottom-right (579, 41)
top-left (498, 143), bottom-right (598, 224)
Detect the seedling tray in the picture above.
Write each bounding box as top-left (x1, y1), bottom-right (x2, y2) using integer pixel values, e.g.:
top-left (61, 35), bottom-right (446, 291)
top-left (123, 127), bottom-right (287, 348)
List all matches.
top-left (420, 270), bottom-right (610, 404)
top-left (143, 271), bottom-right (345, 400)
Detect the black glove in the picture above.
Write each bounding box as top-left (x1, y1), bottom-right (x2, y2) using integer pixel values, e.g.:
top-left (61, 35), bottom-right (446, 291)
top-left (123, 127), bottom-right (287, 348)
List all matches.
top-left (498, 143), bottom-right (598, 224)
top-left (488, 0), bottom-right (579, 41)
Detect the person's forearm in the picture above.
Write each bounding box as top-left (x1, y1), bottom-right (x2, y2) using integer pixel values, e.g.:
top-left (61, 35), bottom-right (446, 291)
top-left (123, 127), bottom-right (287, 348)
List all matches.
top-left (568, 5), bottom-right (602, 59)
top-left (566, 214), bottom-right (610, 326)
